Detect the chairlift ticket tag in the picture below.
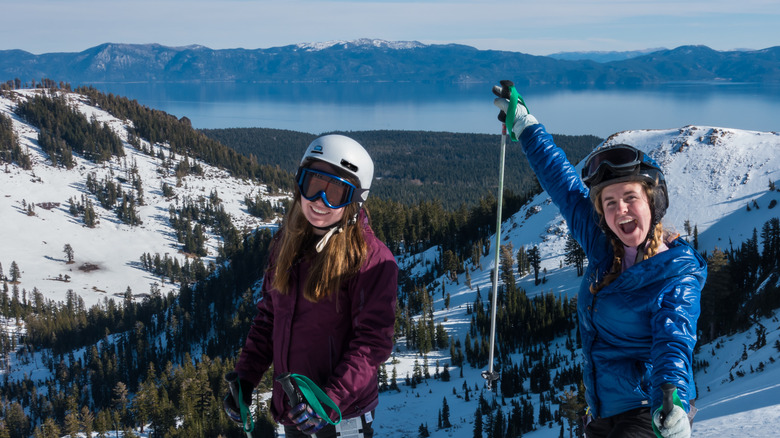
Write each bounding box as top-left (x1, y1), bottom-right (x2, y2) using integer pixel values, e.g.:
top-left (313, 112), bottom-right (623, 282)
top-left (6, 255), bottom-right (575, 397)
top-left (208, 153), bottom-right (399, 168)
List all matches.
top-left (335, 417), bottom-right (363, 438)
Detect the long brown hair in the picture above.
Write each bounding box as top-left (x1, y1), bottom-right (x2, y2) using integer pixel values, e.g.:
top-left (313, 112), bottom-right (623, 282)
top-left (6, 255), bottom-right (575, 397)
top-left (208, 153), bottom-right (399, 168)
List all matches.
top-left (589, 182), bottom-right (666, 294)
top-left (270, 192), bottom-right (368, 302)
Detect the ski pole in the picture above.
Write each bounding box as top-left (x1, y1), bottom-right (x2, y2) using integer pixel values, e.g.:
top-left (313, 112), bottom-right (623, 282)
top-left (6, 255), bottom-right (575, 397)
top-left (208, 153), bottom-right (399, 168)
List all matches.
top-left (277, 372), bottom-right (315, 437)
top-left (661, 383), bottom-right (676, 419)
top-left (225, 371), bottom-right (254, 438)
top-left (483, 80), bottom-right (520, 390)
top-left (482, 122), bottom-right (508, 390)
top-left (277, 372), bottom-right (302, 407)
top-left (277, 372), bottom-right (343, 436)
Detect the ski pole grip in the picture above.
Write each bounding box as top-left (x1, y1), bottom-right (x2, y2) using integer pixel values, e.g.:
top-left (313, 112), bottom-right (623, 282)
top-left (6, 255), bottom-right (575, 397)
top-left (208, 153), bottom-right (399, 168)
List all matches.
top-left (276, 372), bottom-right (301, 406)
top-left (226, 371), bottom-right (241, 403)
top-left (226, 371), bottom-right (255, 434)
top-left (661, 383), bottom-right (677, 420)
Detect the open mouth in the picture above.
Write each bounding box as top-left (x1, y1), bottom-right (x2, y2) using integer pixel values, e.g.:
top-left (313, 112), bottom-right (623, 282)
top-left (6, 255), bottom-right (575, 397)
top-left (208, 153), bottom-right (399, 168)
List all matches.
top-left (618, 218), bottom-right (638, 234)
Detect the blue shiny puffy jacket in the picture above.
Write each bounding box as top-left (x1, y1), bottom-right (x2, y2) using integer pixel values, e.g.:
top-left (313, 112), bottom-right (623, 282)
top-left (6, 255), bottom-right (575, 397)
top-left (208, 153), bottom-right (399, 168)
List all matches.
top-left (519, 124), bottom-right (707, 418)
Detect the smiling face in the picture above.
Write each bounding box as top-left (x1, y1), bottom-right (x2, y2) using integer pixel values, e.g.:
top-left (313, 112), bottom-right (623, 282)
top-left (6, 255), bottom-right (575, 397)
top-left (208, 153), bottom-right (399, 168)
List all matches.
top-left (299, 161), bottom-right (348, 234)
top-left (599, 181), bottom-right (653, 248)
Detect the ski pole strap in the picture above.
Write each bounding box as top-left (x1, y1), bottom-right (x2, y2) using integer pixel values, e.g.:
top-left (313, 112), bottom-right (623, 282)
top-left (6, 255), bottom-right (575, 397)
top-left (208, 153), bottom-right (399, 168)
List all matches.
top-left (238, 380), bottom-right (255, 433)
top-left (291, 373), bottom-right (342, 425)
top-left (506, 85), bottom-right (520, 142)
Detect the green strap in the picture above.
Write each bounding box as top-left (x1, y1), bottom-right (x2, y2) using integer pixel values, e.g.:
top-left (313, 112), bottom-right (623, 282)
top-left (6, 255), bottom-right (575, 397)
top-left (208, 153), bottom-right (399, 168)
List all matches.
top-left (506, 86), bottom-right (519, 142)
top-left (505, 86), bottom-right (529, 142)
top-left (652, 387), bottom-right (683, 438)
top-left (238, 382), bottom-right (255, 433)
top-left (291, 373), bottom-right (342, 425)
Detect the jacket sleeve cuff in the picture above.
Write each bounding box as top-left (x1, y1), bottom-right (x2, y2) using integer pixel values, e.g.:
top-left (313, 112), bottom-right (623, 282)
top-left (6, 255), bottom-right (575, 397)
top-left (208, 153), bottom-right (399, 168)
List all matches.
top-left (512, 114), bottom-right (539, 139)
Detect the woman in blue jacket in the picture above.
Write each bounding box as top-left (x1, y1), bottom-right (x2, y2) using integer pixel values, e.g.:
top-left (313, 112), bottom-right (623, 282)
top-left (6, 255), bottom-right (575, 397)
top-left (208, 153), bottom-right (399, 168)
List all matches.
top-left (493, 81), bottom-right (706, 438)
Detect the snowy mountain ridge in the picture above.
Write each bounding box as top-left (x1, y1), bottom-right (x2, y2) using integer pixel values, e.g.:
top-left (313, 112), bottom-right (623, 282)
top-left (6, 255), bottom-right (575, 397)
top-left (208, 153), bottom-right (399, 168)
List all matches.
top-left (295, 38), bottom-right (427, 51)
top-left (0, 88), bottom-right (283, 308)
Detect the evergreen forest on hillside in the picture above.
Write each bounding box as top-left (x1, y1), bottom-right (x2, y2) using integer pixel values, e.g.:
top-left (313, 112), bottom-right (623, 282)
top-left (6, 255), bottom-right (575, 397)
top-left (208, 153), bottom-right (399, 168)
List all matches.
top-left (2, 80), bottom-right (780, 438)
top-left (201, 127), bottom-right (602, 210)
top-left (75, 86), bottom-right (295, 194)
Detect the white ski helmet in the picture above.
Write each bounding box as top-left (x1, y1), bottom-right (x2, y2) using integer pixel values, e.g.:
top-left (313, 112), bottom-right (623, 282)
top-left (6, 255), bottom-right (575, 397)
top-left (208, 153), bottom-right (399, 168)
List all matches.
top-left (299, 134), bottom-right (374, 206)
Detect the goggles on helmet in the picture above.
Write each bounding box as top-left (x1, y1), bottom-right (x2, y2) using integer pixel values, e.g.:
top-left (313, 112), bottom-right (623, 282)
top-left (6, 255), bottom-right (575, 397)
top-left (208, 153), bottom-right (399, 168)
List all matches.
top-left (297, 168), bottom-right (356, 209)
top-left (582, 145), bottom-right (646, 187)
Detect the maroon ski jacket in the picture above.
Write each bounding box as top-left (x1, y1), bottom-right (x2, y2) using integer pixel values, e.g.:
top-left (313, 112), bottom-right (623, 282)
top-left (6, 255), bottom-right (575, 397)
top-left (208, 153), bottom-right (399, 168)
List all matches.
top-left (235, 213), bottom-right (398, 423)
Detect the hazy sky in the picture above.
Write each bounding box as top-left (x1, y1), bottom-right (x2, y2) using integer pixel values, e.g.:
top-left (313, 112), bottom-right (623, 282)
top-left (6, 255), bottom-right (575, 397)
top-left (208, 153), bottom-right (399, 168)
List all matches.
top-left (3, 0), bottom-right (778, 55)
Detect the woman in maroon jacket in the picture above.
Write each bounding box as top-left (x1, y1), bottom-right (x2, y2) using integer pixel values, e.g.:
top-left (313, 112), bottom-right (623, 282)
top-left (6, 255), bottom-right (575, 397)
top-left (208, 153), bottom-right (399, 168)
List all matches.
top-left (224, 134), bottom-right (398, 438)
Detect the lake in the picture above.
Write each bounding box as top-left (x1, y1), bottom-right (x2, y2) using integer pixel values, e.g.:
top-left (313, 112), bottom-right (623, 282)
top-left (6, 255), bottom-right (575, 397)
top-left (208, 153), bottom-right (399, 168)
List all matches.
top-left (85, 82), bottom-right (780, 138)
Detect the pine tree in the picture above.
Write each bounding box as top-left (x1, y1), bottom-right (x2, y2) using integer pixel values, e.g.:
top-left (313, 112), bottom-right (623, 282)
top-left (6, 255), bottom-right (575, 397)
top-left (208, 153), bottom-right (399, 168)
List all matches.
top-left (378, 363), bottom-right (389, 392)
top-left (500, 243), bottom-right (516, 291)
top-left (412, 359), bottom-right (423, 386)
top-left (760, 217), bottom-right (780, 273)
top-left (5, 402), bottom-right (29, 438)
top-left (700, 248), bottom-right (735, 342)
top-left (493, 405), bottom-right (505, 438)
top-left (390, 365), bottom-right (400, 391)
top-left (473, 407), bottom-right (483, 438)
top-left (0, 420), bottom-right (10, 438)
top-left (441, 397), bottom-right (452, 428)
top-left (34, 418), bottom-right (61, 438)
top-left (517, 246), bottom-right (528, 275)
top-left (84, 199), bottom-right (96, 227)
top-left (472, 241), bottom-right (482, 269)
top-left (63, 243), bottom-right (74, 264)
top-left (528, 246), bottom-right (541, 285)
top-left (133, 364), bottom-right (157, 431)
top-left (436, 322), bottom-right (449, 349)
top-left (80, 406), bottom-right (94, 438)
top-left (112, 381), bottom-right (130, 427)
top-left (64, 409), bottom-right (80, 437)
top-left (564, 234), bottom-right (585, 276)
top-left (441, 363), bottom-right (451, 382)
top-left (9, 261), bottom-right (20, 282)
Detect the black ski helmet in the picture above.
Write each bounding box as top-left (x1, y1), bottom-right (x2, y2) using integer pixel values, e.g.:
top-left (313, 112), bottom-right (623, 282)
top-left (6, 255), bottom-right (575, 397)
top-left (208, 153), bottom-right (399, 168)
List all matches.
top-left (582, 144), bottom-right (669, 225)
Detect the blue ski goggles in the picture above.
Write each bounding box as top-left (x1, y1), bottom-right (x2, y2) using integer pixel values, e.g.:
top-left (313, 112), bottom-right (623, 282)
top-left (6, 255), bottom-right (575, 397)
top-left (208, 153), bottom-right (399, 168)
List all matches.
top-left (297, 168), bottom-right (357, 209)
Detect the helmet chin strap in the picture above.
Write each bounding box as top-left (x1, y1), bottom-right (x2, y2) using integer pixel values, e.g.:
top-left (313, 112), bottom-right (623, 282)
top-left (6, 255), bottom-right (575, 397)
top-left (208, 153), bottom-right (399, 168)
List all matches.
top-left (315, 225), bottom-right (343, 253)
top-left (311, 211), bottom-right (360, 253)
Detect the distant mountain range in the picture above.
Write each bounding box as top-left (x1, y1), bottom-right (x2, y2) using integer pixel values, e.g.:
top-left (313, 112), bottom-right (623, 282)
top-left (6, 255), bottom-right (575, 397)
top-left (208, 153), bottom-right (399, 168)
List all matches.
top-left (548, 47), bottom-right (668, 62)
top-left (2, 40), bottom-right (779, 84)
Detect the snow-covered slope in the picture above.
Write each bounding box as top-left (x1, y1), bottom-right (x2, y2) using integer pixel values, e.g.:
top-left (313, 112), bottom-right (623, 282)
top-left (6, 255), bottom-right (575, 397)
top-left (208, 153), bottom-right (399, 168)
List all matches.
top-left (2, 88), bottom-right (780, 437)
top-left (0, 89), bottom-right (284, 308)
